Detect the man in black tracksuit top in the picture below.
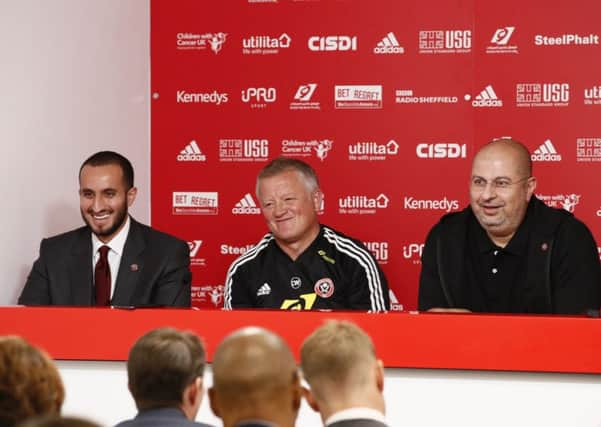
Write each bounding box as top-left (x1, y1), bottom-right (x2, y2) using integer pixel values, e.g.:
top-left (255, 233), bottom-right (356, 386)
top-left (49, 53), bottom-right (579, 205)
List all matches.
top-left (224, 157), bottom-right (389, 312)
top-left (418, 138), bottom-right (601, 314)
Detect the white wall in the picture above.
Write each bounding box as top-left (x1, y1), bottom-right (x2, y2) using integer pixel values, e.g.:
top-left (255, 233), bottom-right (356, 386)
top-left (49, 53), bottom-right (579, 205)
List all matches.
top-left (0, 0), bottom-right (150, 304)
top-left (58, 361), bottom-right (601, 427)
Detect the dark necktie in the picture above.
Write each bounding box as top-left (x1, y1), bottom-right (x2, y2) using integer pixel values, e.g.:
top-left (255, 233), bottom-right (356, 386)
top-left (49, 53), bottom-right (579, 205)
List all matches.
top-left (95, 245), bottom-right (111, 306)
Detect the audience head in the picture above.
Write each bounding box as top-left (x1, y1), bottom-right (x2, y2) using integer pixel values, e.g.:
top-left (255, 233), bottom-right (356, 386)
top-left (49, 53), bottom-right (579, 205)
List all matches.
top-left (127, 328), bottom-right (206, 420)
top-left (469, 138), bottom-right (537, 245)
top-left (0, 336), bottom-right (64, 427)
top-left (209, 326), bottom-right (301, 427)
top-left (300, 321), bottom-right (385, 421)
top-left (18, 416), bottom-right (101, 427)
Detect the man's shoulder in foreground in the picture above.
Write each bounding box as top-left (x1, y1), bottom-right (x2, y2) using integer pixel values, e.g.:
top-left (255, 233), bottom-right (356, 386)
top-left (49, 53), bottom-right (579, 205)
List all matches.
top-left (114, 408), bottom-right (213, 427)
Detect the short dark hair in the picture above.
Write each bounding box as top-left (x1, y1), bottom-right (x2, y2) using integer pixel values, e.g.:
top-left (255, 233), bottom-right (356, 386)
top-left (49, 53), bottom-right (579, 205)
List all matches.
top-left (127, 328), bottom-right (206, 411)
top-left (256, 157), bottom-right (319, 195)
top-left (18, 416), bottom-right (101, 427)
top-left (79, 151), bottom-right (134, 189)
top-left (0, 336), bottom-right (64, 427)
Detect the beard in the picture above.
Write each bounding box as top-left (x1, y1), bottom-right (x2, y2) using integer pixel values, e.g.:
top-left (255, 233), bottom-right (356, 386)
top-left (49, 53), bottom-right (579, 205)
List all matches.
top-left (81, 202), bottom-right (129, 240)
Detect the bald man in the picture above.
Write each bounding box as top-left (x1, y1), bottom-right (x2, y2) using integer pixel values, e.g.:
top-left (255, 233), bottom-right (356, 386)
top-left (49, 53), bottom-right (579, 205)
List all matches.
top-left (301, 321), bottom-right (388, 427)
top-left (209, 327), bottom-right (302, 427)
top-left (418, 138), bottom-right (601, 314)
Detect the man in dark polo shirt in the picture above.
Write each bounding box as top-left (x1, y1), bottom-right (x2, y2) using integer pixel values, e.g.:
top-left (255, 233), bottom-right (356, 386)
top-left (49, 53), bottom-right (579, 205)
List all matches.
top-left (223, 157), bottom-right (389, 312)
top-left (418, 138), bottom-right (601, 314)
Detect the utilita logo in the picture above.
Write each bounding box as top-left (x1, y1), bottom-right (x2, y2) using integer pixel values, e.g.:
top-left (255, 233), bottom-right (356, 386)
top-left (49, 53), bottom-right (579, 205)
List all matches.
top-left (290, 83), bottom-right (320, 110)
top-left (374, 32), bottom-right (404, 54)
top-left (232, 193), bottom-right (261, 215)
top-left (176, 90), bottom-right (229, 105)
top-left (516, 83), bottom-right (569, 107)
top-left (403, 196), bottom-right (459, 212)
top-left (487, 27), bottom-right (518, 54)
top-left (348, 140), bottom-right (399, 161)
top-left (338, 194), bottom-right (389, 215)
top-left (469, 85), bottom-right (503, 107)
top-left (364, 241), bottom-right (389, 264)
top-left (219, 138), bottom-right (269, 162)
top-left (576, 137), bottom-right (601, 162)
top-left (531, 139), bottom-right (562, 162)
top-left (308, 35), bottom-right (357, 51)
top-left (177, 140), bottom-right (206, 162)
top-left (416, 143), bottom-right (466, 158)
top-left (241, 87), bottom-right (277, 108)
top-left (419, 30), bottom-right (471, 54)
top-left (584, 86), bottom-right (601, 105)
top-left (242, 33), bottom-right (291, 55)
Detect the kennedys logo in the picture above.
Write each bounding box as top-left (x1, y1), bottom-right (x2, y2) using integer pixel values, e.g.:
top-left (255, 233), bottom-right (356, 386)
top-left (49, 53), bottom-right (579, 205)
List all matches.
top-left (232, 193), bottom-right (261, 214)
top-left (241, 87), bottom-right (277, 107)
top-left (335, 85), bottom-right (382, 109)
top-left (402, 243), bottom-right (424, 263)
top-left (471, 85), bottom-right (503, 107)
top-left (531, 139), bottom-right (562, 161)
top-left (584, 86), bottom-right (601, 105)
top-left (176, 90), bottom-right (228, 105)
top-left (338, 194), bottom-right (389, 215)
top-left (374, 32), bottom-right (404, 54)
top-left (416, 143), bottom-right (466, 158)
top-left (364, 242), bottom-right (389, 264)
top-left (487, 27), bottom-right (518, 54)
top-left (290, 83), bottom-right (320, 110)
top-left (308, 35), bottom-right (357, 51)
top-left (419, 30), bottom-right (471, 53)
top-left (178, 140), bottom-right (206, 162)
top-left (516, 83), bottom-right (569, 107)
top-left (220, 244), bottom-right (255, 255)
top-left (242, 33), bottom-right (291, 54)
top-left (348, 140), bottom-right (399, 161)
top-left (173, 192), bottom-right (218, 215)
top-left (576, 137), bottom-right (601, 162)
top-left (403, 197), bottom-right (459, 212)
top-left (219, 139), bottom-right (269, 162)
top-left (388, 290), bottom-right (403, 311)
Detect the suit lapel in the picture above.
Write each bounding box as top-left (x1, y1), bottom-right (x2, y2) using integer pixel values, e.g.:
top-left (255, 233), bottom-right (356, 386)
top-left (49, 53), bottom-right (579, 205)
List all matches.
top-left (69, 228), bottom-right (94, 305)
top-left (112, 218), bottom-right (145, 306)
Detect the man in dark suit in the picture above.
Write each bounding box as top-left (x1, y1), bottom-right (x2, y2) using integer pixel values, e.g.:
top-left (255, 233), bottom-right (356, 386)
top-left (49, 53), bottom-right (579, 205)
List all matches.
top-left (301, 321), bottom-right (388, 427)
top-left (114, 328), bottom-right (213, 427)
top-left (209, 327), bottom-right (302, 427)
top-left (18, 151), bottom-right (191, 307)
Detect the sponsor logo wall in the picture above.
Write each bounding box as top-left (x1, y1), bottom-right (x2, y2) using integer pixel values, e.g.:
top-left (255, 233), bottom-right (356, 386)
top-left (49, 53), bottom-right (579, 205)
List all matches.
top-left (151, 0), bottom-right (601, 310)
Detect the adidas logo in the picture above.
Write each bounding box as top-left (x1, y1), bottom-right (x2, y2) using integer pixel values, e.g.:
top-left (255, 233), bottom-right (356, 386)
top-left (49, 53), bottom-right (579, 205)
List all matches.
top-left (472, 85), bottom-right (503, 107)
top-left (177, 140), bottom-right (206, 161)
top-left (531, 139), bottom-right (562, 161)
top-left (257, 283), bottom-right (271, 296)
top-left (232, 193), bottom-right (261, 214)
top-left (389, 289), bottom-right (403, 311)
top-left (374, 32), bottom-right (404, 54)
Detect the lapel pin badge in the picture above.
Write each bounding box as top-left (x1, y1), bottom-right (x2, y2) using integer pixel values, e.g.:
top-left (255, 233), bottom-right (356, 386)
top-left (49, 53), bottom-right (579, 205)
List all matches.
top-left (541, 243), bottom-right (548, 252)
top-left (130, 264), bottom-right (139, 272)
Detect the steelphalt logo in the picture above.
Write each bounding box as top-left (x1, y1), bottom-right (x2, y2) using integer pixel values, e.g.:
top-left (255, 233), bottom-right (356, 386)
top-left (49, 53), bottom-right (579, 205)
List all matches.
top-left (232, 193), bottom-right (261, 215)
top-left (176, 90), bottom-right (228, 105)
top-left (531, 139), bottom-right (562, 161)
top-left (576, 137), bottom-right (601, 162)
top-left (242, 33), bottom-right (291, 54)
top-left (516, 83), bottom-right (569, 107)
top-left (219, 139), bottom-right (269, 162)
top-left (419, 30), bottom-right (471, 54)
top-left (172, 192), bottom-right (218, 215)
top-left (403, 197), bottom-right (459, 212)
top-left (364, 241), bottom-right (389, 264)
top-left (416, 143), bottom-right (467, 158)
top-left (338, 194), bottom-right (389, 215)
top-left (348, 140), bottom-right (399, 161)
top-left (487, 27), bottom-right (518, 54)
top-left (534, 33), bottom-right (599, 46)
top-left (220, 243), bottom-right (255, 256)
top-left (308, 35), bottom-right (357, 51)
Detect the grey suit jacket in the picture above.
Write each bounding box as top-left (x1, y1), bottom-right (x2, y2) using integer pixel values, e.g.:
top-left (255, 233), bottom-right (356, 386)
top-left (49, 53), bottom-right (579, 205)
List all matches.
top-left (18, 218), bottom-right (191, 306)
top-left (114, 407), bottom-right (213, 427)
top-left (328, 419), bottom-right (388, 427)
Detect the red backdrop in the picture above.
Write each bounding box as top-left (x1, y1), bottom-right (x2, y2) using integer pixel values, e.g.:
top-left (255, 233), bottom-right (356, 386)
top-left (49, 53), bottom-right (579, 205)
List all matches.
top-left (150, 0), bottom-right (601, 310)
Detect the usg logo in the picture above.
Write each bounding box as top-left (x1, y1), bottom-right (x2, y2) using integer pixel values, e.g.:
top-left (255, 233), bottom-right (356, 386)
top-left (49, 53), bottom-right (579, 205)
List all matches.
top-left (416, 143), bottom-right (466, 158)
top-left (531, 139), bottom-right (562, 161)
top-left (232, 193), bottom-right (261, 215)
top-left (219, 138), bottom-right (269, 162)
top-left (516, 83), bottom-right (569, 106)
top-left (241, 87), bottom-right (277, 103)
top-left (308, 35), bottom-right (357, 51)
top-left (419, 30), bottom-right (471, 53)
top-left (364, 241), bottom-right (389, 264)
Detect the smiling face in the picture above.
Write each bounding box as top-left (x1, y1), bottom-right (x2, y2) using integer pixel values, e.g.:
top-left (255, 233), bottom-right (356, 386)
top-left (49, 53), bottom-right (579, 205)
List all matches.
top-left (79, 164), bottom-right (137, 243)
top-left (469, 141), bottom-right (536, 245)
top-left (257, 169), bottom-right (322, 257)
